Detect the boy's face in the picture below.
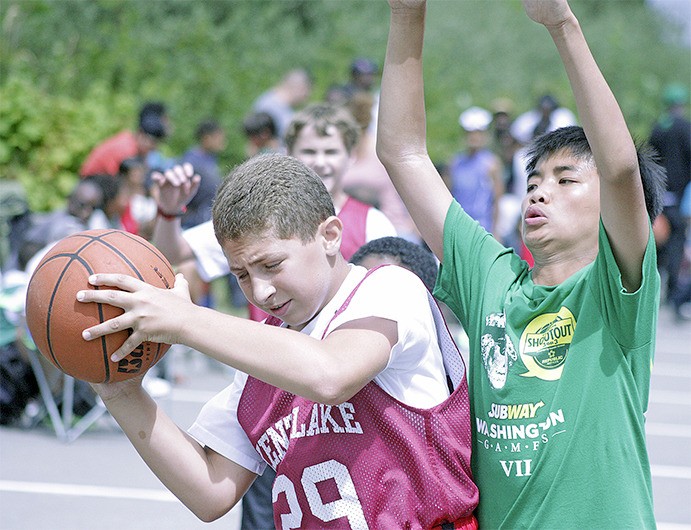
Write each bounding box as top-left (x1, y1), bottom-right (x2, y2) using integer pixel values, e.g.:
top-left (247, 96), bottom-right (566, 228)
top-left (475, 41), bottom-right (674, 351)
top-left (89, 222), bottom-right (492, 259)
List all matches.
top-left (289, 124), bottom-right (351, 198)
top-left (222, 226), bottom-right (340, 329)
top-left (521, 149), bottom-right (600, 256)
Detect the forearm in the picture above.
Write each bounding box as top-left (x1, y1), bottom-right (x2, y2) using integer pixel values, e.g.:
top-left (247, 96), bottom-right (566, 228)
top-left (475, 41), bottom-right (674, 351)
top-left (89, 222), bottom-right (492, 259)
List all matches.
top-left (152, 216), bottom-right (195, 266)
top-left (99, 384), bottom-right (240, 520)
top-left (377, 4), bottom-right (428, 166)
top-left (180, 305), bottom-right (389, 405)
top-left (377, 1), bottom-right (451, 259)
top-left (546, 14), bottom-right (638, 181)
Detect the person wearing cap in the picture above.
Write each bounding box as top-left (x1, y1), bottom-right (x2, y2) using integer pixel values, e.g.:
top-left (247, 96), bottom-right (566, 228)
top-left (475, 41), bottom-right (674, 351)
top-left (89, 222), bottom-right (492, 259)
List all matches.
top-left (649, 82), bottom-right (691, 318)
top-left (179, 119), bottom-right (227, 230)
top-left (447, 106), bottom-right (504, 239)
top-left (80, 101), bottom-right (170, 178)
top-left (509, 93), bottom-right (577, 147)
top-left (341, 57), bottom-right (379, 101)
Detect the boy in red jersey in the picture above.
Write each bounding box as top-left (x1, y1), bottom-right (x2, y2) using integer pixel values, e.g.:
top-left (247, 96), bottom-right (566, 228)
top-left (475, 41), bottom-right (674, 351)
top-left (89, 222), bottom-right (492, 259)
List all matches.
top-left (78, 152), bottom-right (478, 528)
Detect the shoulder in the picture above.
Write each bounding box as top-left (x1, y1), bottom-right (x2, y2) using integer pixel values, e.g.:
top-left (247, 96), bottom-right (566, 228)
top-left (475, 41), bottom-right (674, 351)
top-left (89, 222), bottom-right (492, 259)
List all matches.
top-left (332, 265), bottom-right (431, 329)
top-left (365, 207), bottom-right (397, 238)
top-left (362, 265), bottom-right (427, 298)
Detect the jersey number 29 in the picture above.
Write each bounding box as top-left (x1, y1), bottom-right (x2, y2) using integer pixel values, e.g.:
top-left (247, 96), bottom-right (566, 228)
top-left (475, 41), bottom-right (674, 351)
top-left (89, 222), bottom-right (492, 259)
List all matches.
top-left (272, 459), bottom-right (368, 529)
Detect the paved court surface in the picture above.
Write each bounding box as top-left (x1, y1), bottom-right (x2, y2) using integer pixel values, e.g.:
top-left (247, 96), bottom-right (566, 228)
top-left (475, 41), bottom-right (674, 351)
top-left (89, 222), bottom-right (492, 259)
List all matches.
top-left (1, 304), bottom-right (690, 529)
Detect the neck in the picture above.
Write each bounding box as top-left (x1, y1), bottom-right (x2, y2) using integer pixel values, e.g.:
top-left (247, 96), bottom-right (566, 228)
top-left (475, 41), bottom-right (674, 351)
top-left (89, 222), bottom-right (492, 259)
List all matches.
top-left (331, 189), bottom-right (348, 211)
top-left (530, 253), bottom-right (596, 286)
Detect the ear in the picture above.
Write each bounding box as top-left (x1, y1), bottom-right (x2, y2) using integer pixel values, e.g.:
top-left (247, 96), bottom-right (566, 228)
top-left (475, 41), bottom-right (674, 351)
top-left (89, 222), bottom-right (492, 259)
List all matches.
top-left (319, 215), bottom-right (343, 257)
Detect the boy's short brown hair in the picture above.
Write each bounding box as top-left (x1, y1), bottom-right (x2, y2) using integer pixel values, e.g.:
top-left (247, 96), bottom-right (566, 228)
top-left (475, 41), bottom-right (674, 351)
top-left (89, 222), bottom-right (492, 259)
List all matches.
top-left (212, 153), bottom-right (336, 245)
top-left (284, 103), bottom-right (360, 155)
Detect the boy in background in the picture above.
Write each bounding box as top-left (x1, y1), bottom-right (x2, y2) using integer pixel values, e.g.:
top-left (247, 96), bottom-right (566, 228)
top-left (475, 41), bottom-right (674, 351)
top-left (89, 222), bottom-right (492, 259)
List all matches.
top-left (152, 103), bottom-right (396, 321)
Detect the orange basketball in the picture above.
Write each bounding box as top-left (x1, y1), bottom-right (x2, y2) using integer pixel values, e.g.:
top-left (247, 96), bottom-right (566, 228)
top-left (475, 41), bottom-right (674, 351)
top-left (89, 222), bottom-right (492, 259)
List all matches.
top-left (25, 229), bottom-right (175, 383)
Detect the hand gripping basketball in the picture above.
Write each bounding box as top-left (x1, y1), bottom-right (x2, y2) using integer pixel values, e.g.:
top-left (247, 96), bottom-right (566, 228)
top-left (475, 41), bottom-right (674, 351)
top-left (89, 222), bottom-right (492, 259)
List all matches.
top-left (25, 229), bottom-right (177, 383)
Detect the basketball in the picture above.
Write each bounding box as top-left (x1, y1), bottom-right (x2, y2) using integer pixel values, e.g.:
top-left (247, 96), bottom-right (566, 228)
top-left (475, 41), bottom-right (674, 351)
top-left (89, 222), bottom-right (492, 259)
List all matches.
top-left (25, 229), bottom-right (176, 383)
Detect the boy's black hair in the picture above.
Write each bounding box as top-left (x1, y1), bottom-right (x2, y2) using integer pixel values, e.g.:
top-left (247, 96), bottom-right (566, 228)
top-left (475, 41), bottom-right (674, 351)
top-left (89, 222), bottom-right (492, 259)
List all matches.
top-left (350, 237), bottom-right (438, 291)
top-left (525, 125), bottom-right (666, 221)
top-left (118, 156), bottom-right (144, 176)
top-left (138, 101), bottom-right (167, 121)
top-left (195, 119), bottom-right (223, 142)
top-left (242, 112), bottom-right (277, 138)
top-left (83, 174), bottom-right (122, 210)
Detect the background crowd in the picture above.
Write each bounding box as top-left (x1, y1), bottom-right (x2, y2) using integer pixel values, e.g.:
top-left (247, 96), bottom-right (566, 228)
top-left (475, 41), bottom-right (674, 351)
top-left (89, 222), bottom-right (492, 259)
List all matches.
top-left (0, 1), bottom-right (689, 526)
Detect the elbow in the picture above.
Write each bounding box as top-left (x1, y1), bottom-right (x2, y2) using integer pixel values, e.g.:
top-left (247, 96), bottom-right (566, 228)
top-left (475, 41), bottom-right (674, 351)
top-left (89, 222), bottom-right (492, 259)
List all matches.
top-left (183, 487), bottom-right (237, 523)
top-left (191, 501), bottom-right (234, 523)
top-left (196, 510), bottom-right (220, 524)
top-left (309, 373), bottom-right (359, 406)
top-left (376, 141), bottom-right (427, 173)
top-left (319, 390), bottom-right (356, 407)
top-left (375, 138), bottom-right (394, 169)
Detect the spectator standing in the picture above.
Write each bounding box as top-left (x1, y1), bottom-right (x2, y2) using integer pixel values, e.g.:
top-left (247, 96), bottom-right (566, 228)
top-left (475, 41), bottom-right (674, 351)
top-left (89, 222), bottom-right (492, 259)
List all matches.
top-left (179, 120), bottom-right (227, 230)
top-left (490, 99), bottom-right (526, 254)
top-left (510, 93), bottom-right (577, 148)
top-left (118, 157), bottom-right (157, 240)
top-left (80, 102), bottom-right (170, 178)
top-left (150, 104), bottom-right (397, 302)
top-left (342, 91), bottom-right (421, 243)
top-left (242, 112), bottom-right (282, 159)
top-left (84, 174), bottom-right (130, 233)
top-left (447, 106), bottom-right (504, 239)
top-left (252, 68), bottom-right (312, 141)
top-left (341, 57), bottom-right (379, 101)
top-left (19, 179), bottom-right (104, 271)
top-left (649, 83), bottom-right (691, 314)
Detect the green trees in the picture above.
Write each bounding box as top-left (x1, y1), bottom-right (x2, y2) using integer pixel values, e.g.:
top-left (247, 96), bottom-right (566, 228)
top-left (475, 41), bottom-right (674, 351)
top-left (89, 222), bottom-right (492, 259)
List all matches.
top-left (1, 0), bottom-right (688, 211)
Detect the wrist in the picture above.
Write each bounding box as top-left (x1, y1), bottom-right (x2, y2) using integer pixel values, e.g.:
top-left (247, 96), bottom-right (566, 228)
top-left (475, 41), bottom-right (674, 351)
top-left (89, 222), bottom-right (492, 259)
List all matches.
top-left (157, 205), bottom-right (187, 220)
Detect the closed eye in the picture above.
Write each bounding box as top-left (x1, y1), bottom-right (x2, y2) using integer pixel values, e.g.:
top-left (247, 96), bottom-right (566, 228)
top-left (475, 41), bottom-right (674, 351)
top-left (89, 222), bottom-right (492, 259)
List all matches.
top-left (265, 261), bottom-right (283, 271)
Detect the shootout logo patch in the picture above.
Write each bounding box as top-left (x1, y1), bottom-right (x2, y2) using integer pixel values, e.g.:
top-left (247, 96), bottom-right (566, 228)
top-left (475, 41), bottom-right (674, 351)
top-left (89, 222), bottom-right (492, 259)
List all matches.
top-left (519, 307), bottom-right (575, 381)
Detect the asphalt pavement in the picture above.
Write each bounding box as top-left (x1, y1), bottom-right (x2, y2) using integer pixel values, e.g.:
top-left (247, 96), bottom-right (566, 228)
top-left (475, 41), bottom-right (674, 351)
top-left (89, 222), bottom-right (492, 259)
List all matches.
top-left (1, 304), bottom-right (690, 529)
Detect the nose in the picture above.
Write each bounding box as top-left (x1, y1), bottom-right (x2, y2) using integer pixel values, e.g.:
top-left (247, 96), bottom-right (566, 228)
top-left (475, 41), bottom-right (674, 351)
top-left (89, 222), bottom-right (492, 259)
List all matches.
top-left (529, 184), bottom-right (549, 204)
top-left (311, 151), bottom-right (326, 171)
top-left (251, 276), bottom-right (276, 306)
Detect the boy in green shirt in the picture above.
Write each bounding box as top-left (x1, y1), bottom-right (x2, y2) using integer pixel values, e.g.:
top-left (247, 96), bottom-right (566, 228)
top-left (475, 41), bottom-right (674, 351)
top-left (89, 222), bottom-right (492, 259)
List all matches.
top-left (377, 0), bottom-right (666, 527)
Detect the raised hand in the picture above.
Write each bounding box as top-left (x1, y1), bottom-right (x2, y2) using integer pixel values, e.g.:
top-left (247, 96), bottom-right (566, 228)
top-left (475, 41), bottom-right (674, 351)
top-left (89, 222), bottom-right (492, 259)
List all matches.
top-left (150, 163), bottom-right (201, 216)
top-left (522, 0), bottom-right (574, 28)
top-left (388, 0), bottom-right (425, 13)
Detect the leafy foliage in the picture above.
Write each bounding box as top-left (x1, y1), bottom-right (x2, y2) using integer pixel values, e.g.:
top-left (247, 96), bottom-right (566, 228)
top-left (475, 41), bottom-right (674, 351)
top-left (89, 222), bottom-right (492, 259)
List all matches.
top-left (1, 0), bottom-right (688, 211)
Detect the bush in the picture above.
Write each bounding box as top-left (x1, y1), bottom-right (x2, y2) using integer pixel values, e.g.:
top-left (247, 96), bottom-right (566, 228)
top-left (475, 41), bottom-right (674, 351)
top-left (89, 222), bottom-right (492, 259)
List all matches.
top-left (1, 0), bottom-right (689, 211)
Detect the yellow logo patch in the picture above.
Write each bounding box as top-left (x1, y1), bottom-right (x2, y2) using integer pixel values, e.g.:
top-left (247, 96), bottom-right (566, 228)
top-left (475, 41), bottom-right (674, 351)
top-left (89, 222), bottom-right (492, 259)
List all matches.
top-left (519, 307), bottom-right (576, 381)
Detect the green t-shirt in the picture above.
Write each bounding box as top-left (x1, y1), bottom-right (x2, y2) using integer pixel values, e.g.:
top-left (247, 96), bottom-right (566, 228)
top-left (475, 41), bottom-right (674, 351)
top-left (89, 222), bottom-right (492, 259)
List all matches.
top-left (435, 201), bottom-right (658, 529)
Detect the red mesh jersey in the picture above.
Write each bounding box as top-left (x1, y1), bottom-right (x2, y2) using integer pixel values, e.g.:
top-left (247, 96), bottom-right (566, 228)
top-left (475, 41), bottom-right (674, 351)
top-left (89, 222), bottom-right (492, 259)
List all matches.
top-left (237, 270), bottom-right (477, 528)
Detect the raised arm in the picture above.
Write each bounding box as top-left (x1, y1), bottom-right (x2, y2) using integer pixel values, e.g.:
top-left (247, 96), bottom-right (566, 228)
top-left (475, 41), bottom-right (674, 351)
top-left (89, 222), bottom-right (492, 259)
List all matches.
top-left (376, 0), bottom-right (453, 260)
top-left (524, 0), bottom-right (649, 289)
top-left (150, 163), bottom-right (200, 266)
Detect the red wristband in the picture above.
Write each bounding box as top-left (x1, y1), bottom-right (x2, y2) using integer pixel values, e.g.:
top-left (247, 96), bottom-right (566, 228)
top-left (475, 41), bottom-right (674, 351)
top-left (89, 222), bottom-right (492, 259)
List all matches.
top-left (157, 205), bottom-right (187, 220)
